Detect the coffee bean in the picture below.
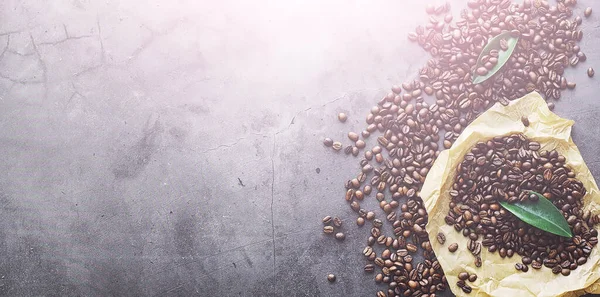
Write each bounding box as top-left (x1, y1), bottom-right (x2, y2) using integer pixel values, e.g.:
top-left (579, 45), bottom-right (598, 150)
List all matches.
top-left (322, 216), bottom-right (332, 224)
top-left (437, 232), bottom-right (446, 244)
top-left (335, 232), bottom-right (346, 241)
top-left (475, 256), bottom-right (482, 267)
top-left (521, 116), bottom-right (529, 127)
top-left (323, 138), bottom-right (333, 147)
top-left (462, 285), bottom-right (472, 293)
top-left (458, 272), bottom-right (469, 281)
top-left (338, 113), bottom-right (347, 122)
top-left (357, 217), bottom-right (365, 226)
top-left (364, 264), bottom-right (375, 273)
top-left (348, 132), bottom-right (359, 142)
top-left (332, 141), bottom-right (342, 151)
top-left (588, 67), bottom-right (595, 78)
top-left (585, 7), bottom-right (592, 17)
top-left (333, 217), bottom-right (342, 227)
top-left (448, 243), bottom-right (458, 253)
top-left (324, 226), bottom-right (334, 234)
top-left (327, 274), bottom-right (336, 282)
top-left (468, 274), bottom-right (477, 282)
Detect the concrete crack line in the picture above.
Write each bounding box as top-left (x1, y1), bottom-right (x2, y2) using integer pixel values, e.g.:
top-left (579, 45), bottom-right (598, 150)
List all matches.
top-left (0, 35), bottom-right (9, 61)
top-left (29, 34), bottom-right (48, 100)
top-left (38, 34), bottom-right (93, 46)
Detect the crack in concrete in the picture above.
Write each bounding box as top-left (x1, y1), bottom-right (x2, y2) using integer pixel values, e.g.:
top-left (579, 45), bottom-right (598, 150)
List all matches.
top-left (97, 16), bottom-right (105, 63)
top-left (29, 34), bottom-right (48, 100)
top-left (0, 35), bottom-right (9, 61)
top-left (38, 34), bottom-right (93, 46)
top-left (270, 133), bottom-right (276, 282)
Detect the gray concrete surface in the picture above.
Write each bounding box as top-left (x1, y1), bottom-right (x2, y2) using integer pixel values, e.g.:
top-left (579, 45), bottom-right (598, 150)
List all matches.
top-left (0, 0), bottom-right (599, 296)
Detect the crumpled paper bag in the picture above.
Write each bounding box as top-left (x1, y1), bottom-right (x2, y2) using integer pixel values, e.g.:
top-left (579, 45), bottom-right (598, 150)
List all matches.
top-left (421, 91), bottom-right (600, 297)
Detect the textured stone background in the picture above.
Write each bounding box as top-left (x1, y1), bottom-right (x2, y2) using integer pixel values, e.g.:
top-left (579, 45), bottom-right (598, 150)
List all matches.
top-left (0, 0), bottom-right (599, 296)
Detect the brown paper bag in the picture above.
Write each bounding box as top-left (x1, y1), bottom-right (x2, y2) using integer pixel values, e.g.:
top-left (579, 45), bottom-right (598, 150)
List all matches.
top-left (421, 91), bottom-right (600, 297)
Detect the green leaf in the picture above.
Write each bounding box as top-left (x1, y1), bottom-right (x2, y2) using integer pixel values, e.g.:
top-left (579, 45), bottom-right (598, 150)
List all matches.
top-left (499, 191), bottom-right (573, 238)
top-left (472, 31), bottom-right (519, 84)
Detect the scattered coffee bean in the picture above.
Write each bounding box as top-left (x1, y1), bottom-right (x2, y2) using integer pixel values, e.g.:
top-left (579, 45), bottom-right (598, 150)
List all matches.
top-left (335, 232), bottom-right (346, 241)
top-left (338, 113), bottom-right (347, 122)
top-left (348, 132), bottom-right (359, 142)
top-left (322, 216), bottom-right (332, 224)
top-left (323, 226), bottom-right (334, 234)
top-left (357, 217), bottom-right (365, 226)
top-left (521, 116), bottom-right (529, 127)
top-left (332, 141), bottom-right (342, 151)
top-left (588, 67), bottom-right (595, 78)
top-left (323, 138), bottom-right (333, 147)
top-left (458, 272), bottom-right (469, 281)
top-left (437, 232), bottom-right (446, 244)
top-left (327, 274), bottom-right (336, 282)
top-left (585, 7), bottom-right (592, 17)
top-left (468, 274), bottom-right (477, 282)
top-left (448, 243), bottom-right (458, 253)
top-left (462, 285), bottom-right (472, 294)
top-left (333, 217), bottom-right (342, 227)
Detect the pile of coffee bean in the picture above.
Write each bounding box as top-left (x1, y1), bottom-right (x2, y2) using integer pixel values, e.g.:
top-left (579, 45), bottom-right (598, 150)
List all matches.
top-left (322, 0), bottom-right (594, 296)
top-left (446, 134), bottom-right (598, 277)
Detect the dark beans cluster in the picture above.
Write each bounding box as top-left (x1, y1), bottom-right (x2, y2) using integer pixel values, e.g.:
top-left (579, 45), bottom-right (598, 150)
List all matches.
top-left (323, 0), bottom-right (592, 296)
top-left (447, 134), bottom-right (598, 277)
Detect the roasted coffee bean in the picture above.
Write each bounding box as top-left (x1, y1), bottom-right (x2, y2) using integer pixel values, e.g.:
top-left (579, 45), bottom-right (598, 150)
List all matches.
top-left (585, 7), bottom-right (592, 17)
top-left (333, 217), bottom-right (342, 227)
top-left (458, 272), bottom-right (469, 281)
top-left (364, 264), bottom-right (375, 273)
top-left (323, 138), bottom-right (333, 147)
top-left (462, 284), bottom-right (472, 293)
top-left (322, 216), bottom-right (332, 224)
top-left (327, 274), bottom-right (336, 282)
top-left (338, 113), bottom-right (347, 122)
top-left (588, 68), bottom-right (595, 78)
top-left (437, 232), bottom-right (446, 244)
top-left (468, 274), bottom-right (477, 282)
top-left (357, 217), bottom-right (365, 226)
top-left (335, 232), bottom-right (346, 241)
top-left (324, 226), bottom-right (334, 234)
top-left (521, 116), bottom-right (529, 127)
top-left (448, 243), bottom-right (458, 253)
top-left (475, 256), bottom-right (482, 268)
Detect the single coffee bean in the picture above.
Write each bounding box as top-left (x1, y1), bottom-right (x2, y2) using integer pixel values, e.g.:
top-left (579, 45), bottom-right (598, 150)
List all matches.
top-left (357, 217), bottom-right (365, 226)
top-left (338, 113), bottom-right (347, 122)
top-left (333, 217), bottom-right (342, 227)
top-left (521, 116), bottom-right (529, 127)
top-left (323, 226), bottom-right (334, 234)
top-left (448, 243), bottom-right (458, 253)
top-left (322, 216), bottom-right (332, 224)
top-left (335, 232), bottom-right (346, 241)
top-left (437, 232), bottom-right (446, 244)
top-left (588, 67), bottom-right (595, 78)
top-left (462, 285), bottom-right (472, 293)
top-left (348, 132), bottom-right (359, 142)
top-left (475, 256), bottom-right (482, 267)
top-left (332, 141), bottom-right (342, 151)
top-left (458, 272), bottom-right (469, 281)
top-left (585, 7), bottom-right (592, 17)
top-left (323, 138), bottom-right (333, 147)
top-left (468, 274), bottom-right (477, 282)
top-left (327, 274), bottom-right (336, 282)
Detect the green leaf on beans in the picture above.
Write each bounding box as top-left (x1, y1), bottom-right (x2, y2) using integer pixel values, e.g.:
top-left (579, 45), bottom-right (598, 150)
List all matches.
top-left (472, 31), bottom-right (519, 84)
top-left (499, 191), bottom-right (573, 238)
